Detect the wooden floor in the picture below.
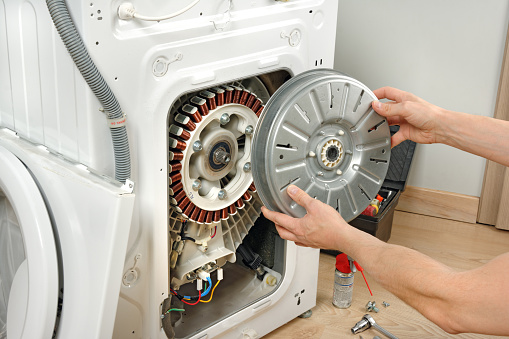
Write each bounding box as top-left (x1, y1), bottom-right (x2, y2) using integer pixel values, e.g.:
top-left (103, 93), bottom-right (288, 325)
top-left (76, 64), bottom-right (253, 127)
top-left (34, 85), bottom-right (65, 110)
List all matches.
top-left (265, 211), bottom-right (509, 339)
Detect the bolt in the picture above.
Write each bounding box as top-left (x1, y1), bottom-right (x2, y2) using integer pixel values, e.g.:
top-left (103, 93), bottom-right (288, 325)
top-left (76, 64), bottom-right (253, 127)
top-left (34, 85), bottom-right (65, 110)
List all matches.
top-left (319, 131), bottom-right (325, 136)
top-left (382, 301), bottom-right (390, 308)
top-left (243, 162), bottom-right (252, 172)
top-left (220, 113), bottom-right (230, 125)
top-left (308, 151), bottom-right (316, 157)
top-left (218, 189), bottom-right (227, 200)
top-left (192, 180), bottom-right (202, 191)
top-left (245, 125), bottom-right (254, 135)
top-left (266, 274), bottom-right (277, 286)
top-left (317, 171), bottom-right (324, 176)
top-left (336, 169), bottom-right (343, 175)
top-left (365, 301), bottom-right (379, 313)
top-left (193, 140), bottom-right (203, 152)
top-left (186, 272), bottom-right (197, 280)
top-left (338, 130), bottom-right (345, 136)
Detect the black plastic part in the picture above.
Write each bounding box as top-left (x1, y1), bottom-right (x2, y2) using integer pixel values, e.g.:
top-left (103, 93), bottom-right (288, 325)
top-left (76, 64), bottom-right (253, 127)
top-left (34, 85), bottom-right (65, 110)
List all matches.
top-left (236, 244), bottom-right (265, 280)
top-left (348, 125), bottom-right (416, 242)
top-left (322, 126), bottom-right (416, 256)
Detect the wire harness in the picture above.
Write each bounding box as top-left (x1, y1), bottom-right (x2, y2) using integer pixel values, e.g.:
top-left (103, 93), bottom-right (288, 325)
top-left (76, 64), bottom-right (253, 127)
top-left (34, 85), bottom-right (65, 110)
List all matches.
top-left (118, 1), bottom-right (200, 21)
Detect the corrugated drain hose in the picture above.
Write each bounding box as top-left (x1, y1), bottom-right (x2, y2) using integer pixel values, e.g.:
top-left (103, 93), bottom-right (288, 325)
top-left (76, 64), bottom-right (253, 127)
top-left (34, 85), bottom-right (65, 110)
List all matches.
top-left (46, 0), bottom-right (131, 183)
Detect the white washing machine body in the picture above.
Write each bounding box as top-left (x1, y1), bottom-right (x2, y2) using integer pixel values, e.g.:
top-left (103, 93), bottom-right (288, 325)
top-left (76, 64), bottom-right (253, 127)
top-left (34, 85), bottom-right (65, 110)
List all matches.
top-left (0, 130), bottom-right (135, 339)
top-left (1, 1), bottom-right (339, 338)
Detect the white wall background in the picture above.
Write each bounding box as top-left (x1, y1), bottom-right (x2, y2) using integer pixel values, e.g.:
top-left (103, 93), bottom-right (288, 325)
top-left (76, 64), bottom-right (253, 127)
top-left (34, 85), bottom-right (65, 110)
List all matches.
top-left (334, 0), bottom-right (509, 197)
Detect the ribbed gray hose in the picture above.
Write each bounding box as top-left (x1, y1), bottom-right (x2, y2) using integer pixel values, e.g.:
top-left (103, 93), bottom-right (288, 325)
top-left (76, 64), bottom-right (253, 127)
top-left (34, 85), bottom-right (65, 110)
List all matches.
top-left (46, 0), bottom-right (131, 182)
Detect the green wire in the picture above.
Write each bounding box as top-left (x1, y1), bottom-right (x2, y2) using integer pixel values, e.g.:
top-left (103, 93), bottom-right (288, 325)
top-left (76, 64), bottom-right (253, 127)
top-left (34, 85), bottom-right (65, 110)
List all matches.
top-left (165, 308), bottom-right (185, 314)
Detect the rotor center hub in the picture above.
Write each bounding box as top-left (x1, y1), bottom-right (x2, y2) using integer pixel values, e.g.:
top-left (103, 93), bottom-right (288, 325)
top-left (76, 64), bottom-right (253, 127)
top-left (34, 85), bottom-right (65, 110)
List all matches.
top-left (213, 147), bottom-right (231, 166)
top-left (317, 138), bottom-right (344, 169)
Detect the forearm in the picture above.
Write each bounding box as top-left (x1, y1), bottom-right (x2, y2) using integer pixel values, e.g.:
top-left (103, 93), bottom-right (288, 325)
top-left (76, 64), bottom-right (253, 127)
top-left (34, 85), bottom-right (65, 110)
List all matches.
top-left (436, 109), bottom-right (509, 167)
top-left (338, 226), bottom-right (509, 335)
top-left (339, 226), bottom-right (460, 332)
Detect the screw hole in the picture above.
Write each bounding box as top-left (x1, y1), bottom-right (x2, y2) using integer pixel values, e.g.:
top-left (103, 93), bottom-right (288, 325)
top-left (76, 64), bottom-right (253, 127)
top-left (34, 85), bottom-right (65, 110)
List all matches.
top-left (114, 77), bottom-right (118, 81)
top-left (90, 13), bottom-right (93, 17)
top-left (95, 41), bottom-right (99, 45)
top-left (97, 9), bottom-right (101, 14)
top-left (200, 12), bottom-right (203, 16)
top-left (90, 3), bottom-right (93, 6)
top-left (382, 149), bottom-right (386, 154)
top-left (279, 155), bottom-right (284, 159)
top-left (309, 10), bottom-right (313, 13)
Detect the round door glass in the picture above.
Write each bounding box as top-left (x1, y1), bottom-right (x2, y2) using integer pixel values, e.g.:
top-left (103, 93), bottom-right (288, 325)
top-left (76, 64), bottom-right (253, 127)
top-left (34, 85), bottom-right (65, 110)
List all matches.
top-left (0, 188), bottom-right (26, 339)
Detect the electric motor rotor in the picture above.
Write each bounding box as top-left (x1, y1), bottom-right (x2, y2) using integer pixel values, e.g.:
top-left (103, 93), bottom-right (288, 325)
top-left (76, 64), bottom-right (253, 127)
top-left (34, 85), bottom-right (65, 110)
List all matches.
top-left (252, 69), bottom-right (391, 222)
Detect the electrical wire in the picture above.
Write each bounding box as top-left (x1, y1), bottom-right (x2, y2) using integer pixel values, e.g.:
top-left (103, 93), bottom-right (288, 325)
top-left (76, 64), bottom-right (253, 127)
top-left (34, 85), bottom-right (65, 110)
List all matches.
top-left (200, 280), bottom-right (220, 303)
top-left (180, 291), bottom-right (201, 305)
top-left (162, 308), bottom-right (185, 318)
top-left (120, 0), bottom-right (200, 22)
top-left (211, 226), bottom-right (217, 239)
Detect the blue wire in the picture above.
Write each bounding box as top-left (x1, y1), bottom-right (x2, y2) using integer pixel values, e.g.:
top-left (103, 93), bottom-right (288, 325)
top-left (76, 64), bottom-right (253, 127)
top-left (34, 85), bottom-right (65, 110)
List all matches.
top-left (183, 277), bottom-right (212, 299)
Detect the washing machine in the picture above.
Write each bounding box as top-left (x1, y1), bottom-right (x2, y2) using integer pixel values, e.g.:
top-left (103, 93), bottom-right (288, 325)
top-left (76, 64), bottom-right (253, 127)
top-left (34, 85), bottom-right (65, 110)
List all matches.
top-left (0, 1), bottom-right (391, 338)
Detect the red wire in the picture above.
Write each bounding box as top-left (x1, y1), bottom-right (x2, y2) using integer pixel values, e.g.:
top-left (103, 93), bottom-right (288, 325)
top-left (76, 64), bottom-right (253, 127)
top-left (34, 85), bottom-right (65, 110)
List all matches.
top-left (211, 226), bottom-right (217, 239)
top-left (180, 291), bottom-right (201, 305)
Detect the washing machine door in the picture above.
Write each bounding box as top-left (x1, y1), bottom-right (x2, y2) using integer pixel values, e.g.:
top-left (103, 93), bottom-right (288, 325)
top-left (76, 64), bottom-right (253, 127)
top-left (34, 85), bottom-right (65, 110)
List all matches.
top-left (0, 146), bottom-right (58, 339)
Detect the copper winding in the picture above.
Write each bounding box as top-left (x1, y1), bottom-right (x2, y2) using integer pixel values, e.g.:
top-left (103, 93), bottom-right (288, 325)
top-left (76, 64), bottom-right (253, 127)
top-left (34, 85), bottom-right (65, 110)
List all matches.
top-left (214, 211), bottom-right (220, 222)
top-left (242, 191), bottom-right (252, 201)
top-left (239, 90), bottom-right (249, 105)
top-left (169, 172), bottom-right (182, 184)
top-left (191, 207), bottom-right (201, 221)
top-left (211, 87), bottom-right (225, 106)
top-left (190, 96), bottom-right (209, 117)
top-left (182, 203), bottom-right (195, 218)
top-left (249, 183), bottom-right (257, 192)
top-left (175, 113), bottom-right (196, 131)
top-left (256, 105), bottom-right (264, 117)
top-left (174, 190), bottom-right (187, 203)
top-left (251, 99), bottom-right (262, 113)
top-left (181, 104), bottom-right (202, 123)
top-left (245, 93), bottom-right (256, 108)
top-left (169, 151), bottom-right (184, 161)
top-left (206, 211), bottom-right (213, 224)
top-left (200, 90), bottom-right (217, 111)
top-left (198, 209), bottom-right (207, 223)
top-left (232, 86), bottom-right (242, 103)
top-left (169, 181), bottom-right (183, 195)
top-left (235, 198), bottom-right (245, 209)
top-left (221, 208), bottom-right (228, 220)
top-left (169, 137), bottom-right (187, 151)
top-left (169, 162), bottom-right (182, 172)
top-left (221, 86), bottom-right (233, 104)
top-left (176, 197), bottom-right (191, 213)
top-left (228, 204), bottom-right (236, 215)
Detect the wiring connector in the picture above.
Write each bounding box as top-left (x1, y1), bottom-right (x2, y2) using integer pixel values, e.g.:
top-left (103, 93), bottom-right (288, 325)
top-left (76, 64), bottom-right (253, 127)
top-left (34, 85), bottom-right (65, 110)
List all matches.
top-left (197, 270), bottom-right (210, 281)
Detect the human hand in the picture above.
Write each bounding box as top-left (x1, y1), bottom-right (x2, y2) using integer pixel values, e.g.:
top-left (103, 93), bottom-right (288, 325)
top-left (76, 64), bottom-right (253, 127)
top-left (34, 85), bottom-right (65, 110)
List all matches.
top-left (261, 185), bottom-right (349, 250)
top-left (372, 87), bottom-right (445, 147)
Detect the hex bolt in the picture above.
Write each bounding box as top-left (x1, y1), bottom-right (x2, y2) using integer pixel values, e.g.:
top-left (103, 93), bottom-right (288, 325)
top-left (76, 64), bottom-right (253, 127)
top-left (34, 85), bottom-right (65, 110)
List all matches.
top-left (192, 180), bottom-right (202, 191)
top-left (220, 113), bottom-right (230, 125)
top-left (338, 130), bottom-right (345, 136)
top-left (308, 151), bottom-right (316, 157)
top-left (351, 314), bottom-right (398, 339)
top-left (336, 169), bottom-right (343, 175)
top-left (193, 140), bottom-right (203, 152)
top-left (245, 125), bottom-right (254, 135)
top-left (317, 171), bottom-right (324, 177)
top-left (319, 131), bottom-right (325, 136)
top-left (382, 301), bottom-right (390, 308)
top-left (243, 162), bottom-right (252, 172)
top-left (218, 189), bottom-right (227, 200)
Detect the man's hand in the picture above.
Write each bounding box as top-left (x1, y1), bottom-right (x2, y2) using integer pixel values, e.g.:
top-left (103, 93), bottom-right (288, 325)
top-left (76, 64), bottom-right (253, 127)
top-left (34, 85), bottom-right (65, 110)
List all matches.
top-left (261, 185), bottom-right (349, 250)
top-left (372, 87), bottom-right (444, 147)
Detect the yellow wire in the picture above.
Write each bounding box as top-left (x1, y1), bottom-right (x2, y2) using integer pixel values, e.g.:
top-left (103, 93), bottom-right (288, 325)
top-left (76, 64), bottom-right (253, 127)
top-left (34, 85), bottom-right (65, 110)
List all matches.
top-left (200, 280), bottom-right (220, 303)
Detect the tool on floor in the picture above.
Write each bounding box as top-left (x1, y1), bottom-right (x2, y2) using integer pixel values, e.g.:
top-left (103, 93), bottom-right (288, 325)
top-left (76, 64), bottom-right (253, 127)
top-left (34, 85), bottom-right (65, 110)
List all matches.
top-left (351, 314), bottom-right (398, 339)
top-left (333, 254), bottom-right (373, 308)
top-left (365, 301), bottom-right (379, 313)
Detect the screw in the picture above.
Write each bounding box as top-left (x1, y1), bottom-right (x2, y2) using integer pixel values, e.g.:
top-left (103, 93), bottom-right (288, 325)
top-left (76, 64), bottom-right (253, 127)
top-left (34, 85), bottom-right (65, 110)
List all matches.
top-left (245, 125), bottom-right (254, 135)
top-left (218, 189), bottom-right (227, 200)
top-left (336, 169), bottom-right (343, 175)
top-left (192, 180), bottom-right (202, 191)
top-left (243, 162), bottom-right (252, 172)
top-left (193, 140), bottom-right (203, 152)
top-left (317, 171), bottom-right (324, 176)
top-left (366, 301), bottom-right (379, 313)
top-left (382, 301), bottom-right (390, 308)
top-left (338, 130), bottom-right (345, 136)
top-left (220, 113), bottom-right (230, 125)
top-left (308, 151), bottom-right (316, 157)
top-left (186, 272), bottom-right (197, 280)
top-left (319, 131), bottom-right (325, 136)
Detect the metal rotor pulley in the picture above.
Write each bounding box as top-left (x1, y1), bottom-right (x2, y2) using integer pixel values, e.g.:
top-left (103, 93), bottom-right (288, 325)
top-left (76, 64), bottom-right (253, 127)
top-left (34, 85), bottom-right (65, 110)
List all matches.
top-left (252, 69), bottom-right (391, 222)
